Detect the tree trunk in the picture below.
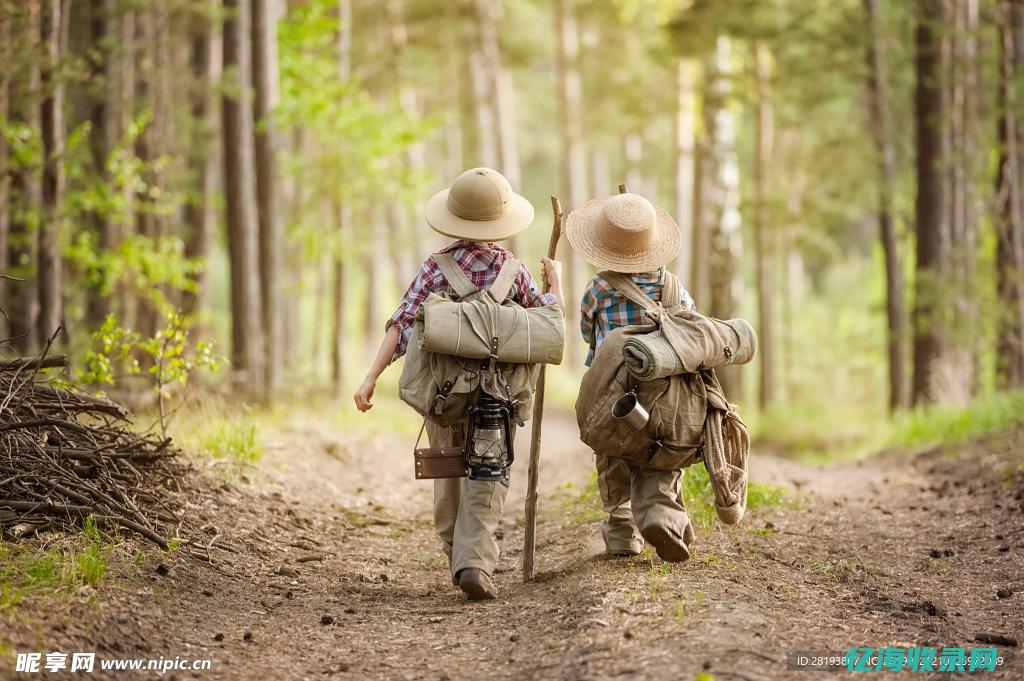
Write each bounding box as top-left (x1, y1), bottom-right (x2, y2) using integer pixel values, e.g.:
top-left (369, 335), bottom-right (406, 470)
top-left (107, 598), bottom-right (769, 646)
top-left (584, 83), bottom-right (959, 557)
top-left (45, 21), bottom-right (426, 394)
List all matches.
top-left (555, 0), bottom-right (587, 366)
top-left (8, 2), bottom-right (42, 353)
top-left (183, 6), bottom-right (219, 327)
top-left (223, 0), bottom-right (265, 395)
top-left (364, 205), bottom-right (388, 360)
top-left (912, 0), bottom-right (948, 406)
top-left (83, 0), bottom-right (115, 328)
top-left (996, 0), bottom-right (1024, 389)
top-left (475, 0), bottom-right (523, 254)
top-left (702, 36), bottom-right (744, 398)
top-left (752, 42), bottom-right (775, 410)
top-left (623, 132), bottom-right (646, 200)
top-left (252, 0), bottom-right (283, 393)
top-left (864, 0), bottom-right (908, 412)
top-left (0, 7), bottom-right (11, 340)
top-left (38, 0), bottom-right (67, 342)
top-left (672, 58), bottom-right (697, 285)
top-left (331, 0), bottom-right (352, 393)
top-left (442, 7), bottom-right (464, 181)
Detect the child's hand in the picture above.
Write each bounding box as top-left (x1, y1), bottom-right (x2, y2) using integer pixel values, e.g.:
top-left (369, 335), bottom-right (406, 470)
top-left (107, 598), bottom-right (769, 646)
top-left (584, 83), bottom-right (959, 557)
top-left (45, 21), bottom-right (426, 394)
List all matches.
top-left (354, 378), bottom-right (376, 412)
top-left (541, 257), bottom-right (562, 291)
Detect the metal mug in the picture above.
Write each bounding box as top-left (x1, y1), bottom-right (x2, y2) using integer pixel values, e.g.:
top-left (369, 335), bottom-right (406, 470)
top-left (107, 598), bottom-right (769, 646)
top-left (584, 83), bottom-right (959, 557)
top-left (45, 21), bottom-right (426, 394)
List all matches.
top-left (612, 390), bottom-right (649, 431)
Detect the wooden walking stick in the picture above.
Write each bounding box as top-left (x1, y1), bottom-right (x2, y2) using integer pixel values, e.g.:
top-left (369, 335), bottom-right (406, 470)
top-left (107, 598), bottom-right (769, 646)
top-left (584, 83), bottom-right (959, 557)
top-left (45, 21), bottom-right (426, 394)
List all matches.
top-left (523, 195), bottom-right (563, 582)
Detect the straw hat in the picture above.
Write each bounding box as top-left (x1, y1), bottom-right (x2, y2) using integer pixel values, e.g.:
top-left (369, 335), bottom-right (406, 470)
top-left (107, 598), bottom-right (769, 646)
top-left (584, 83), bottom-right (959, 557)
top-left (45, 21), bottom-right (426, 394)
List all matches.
top-left (564, 193), bottom-right (681, 273)
top-left (424, 167), bottom-right (535, 241)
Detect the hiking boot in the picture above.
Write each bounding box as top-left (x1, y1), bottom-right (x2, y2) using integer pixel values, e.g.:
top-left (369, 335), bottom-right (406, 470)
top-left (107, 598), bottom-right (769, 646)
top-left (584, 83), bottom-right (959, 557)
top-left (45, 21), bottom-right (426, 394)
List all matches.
top-left (641, 522), bottom-right (695, 563)
top-left (457, 568), bottom-right (497, 601)
top-left (604, 540), bottom-right (643, 558)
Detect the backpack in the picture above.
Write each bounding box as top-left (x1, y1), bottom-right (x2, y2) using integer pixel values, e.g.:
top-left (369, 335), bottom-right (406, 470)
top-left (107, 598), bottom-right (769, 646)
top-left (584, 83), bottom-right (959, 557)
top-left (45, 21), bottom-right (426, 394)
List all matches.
top-left (398, 252), bottom-right (561, 427)
top-left (575, 270), bottom-right (756, 524)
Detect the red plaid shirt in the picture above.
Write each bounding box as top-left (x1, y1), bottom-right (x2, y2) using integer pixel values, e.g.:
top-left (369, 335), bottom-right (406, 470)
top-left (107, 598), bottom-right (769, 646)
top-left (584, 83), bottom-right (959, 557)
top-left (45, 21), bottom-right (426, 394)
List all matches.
top-left (387, 240), bottom-right (554, 362)
top-left (580, 269), bottom-right (696, 366)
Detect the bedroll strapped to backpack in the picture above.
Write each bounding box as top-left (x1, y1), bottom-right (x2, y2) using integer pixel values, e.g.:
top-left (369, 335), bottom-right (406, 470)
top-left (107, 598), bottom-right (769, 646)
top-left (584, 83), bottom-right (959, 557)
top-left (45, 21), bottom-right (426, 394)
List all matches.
top-left (399, 253), bottom-right (564, 428)
top-left (575, 270), bottom-right (757, 525)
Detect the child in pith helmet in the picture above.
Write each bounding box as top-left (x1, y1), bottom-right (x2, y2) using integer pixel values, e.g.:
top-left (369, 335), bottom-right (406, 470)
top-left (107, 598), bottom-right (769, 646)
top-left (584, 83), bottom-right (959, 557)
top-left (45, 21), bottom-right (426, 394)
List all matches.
top-left (354, 167), bottom-right (563, 600)
top-left (565, 191), bottom-right (698, 562)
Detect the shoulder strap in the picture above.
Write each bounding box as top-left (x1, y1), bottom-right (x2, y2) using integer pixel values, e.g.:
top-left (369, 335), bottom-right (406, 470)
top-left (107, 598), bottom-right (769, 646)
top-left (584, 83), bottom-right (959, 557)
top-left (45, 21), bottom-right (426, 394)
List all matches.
top-left (661, 270), bottom-right (682, 309)
top-left (433, 252), bottom-right (478, 298)
top-left (599, 271), bottom-right (658, 312)
top-left (489, 258), bottom-right (520, 303)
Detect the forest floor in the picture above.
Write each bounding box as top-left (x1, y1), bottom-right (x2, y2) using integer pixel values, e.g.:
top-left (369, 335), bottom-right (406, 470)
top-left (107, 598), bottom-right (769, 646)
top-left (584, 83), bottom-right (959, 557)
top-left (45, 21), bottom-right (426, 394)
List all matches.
top-left (1, 403), bottom-right (1023, 681)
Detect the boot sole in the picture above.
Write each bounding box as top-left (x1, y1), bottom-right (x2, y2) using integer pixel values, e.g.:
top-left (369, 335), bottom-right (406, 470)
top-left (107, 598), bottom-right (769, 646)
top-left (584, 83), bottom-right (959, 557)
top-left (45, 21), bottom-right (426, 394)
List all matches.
top-left (459, 577), bottom-right (497, 601)
top-left (642, 525), bottom-right (692, 563)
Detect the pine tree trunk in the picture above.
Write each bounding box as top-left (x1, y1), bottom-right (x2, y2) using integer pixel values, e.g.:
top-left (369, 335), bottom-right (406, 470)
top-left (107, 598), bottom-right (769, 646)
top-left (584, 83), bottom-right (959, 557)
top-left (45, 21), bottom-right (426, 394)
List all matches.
top-left (672, 58), bottom-right (697, 285)
top-left (364, 205), bottom-right (387, 360)
top-left (996, 0), bottom-right (1024, 389)
top-left (555, 0), bottom-right (587, 366)
top-left (330, 0), bottom-right (352, 392)
top-left (864, 0), bottom-right (908, 411)
top-left (702, 36), bottom-right (744, 398)
top-left (223, 0), bottom-right (265, 395)
top-left (8, 2), bottom-right (42, 353)
top-left (252, 0), bottom-right (283, 393)
top-left (183, 6), bottom-right (219, 326)
top-left (38, 0), bottom-right (67, 342)
top-left (912, 0), bottom-right (948, 406)
top-left (83, 0), bottom-right (115, 328)
top-left (0, 7), bottom-right (10, 341)
top-left (752, 42), bottom-right (775, 410)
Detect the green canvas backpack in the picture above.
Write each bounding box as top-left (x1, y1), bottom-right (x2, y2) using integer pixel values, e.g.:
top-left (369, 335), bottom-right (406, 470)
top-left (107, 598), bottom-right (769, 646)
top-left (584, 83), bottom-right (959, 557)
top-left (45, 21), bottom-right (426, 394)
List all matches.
top-left (399, 253), bottom-right (564, 427)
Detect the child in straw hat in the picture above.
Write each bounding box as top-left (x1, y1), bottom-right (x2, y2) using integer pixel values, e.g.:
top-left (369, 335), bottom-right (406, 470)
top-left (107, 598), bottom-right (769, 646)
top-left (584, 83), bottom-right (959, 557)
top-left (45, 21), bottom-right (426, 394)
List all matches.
top-left (354, 167), bottom-right (563, 600)
top-left (564, 192), bottom-right (698, 561)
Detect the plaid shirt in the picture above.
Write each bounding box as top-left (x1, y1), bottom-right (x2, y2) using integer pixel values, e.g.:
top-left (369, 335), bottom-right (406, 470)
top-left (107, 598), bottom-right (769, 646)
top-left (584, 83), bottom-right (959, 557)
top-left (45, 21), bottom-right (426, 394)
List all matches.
top-left (580, 268), bottom-right (696, 366)
top-left (387, 240), bottom-right (555, 362)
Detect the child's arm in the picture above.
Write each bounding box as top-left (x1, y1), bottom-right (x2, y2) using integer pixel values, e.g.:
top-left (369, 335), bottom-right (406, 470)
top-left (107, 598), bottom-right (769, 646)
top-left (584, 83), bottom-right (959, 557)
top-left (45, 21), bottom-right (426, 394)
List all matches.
top-left (353, 325), bottom-right (400, 412)
top-left (541, 257), bottom-right (564, 312)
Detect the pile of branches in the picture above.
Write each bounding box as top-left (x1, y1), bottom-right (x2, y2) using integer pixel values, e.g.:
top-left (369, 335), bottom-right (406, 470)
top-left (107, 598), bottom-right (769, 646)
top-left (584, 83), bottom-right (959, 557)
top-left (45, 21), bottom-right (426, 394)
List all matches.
top-left (0, 352), bottom-right (187, 548)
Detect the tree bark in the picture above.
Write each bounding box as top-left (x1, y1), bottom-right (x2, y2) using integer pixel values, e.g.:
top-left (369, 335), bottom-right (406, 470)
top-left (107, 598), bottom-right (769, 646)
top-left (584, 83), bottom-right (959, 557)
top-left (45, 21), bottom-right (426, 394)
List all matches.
top-left (555, 0), bottom-right (587, 366)
top-left (672, 58), bottom-right (697, 285)
top-left (996, 0), bottom-right (1024, 389)
top-left (183, 5), bottom-right (220, 326)
top-left (702, 36), bottom-right (743, 398)
top-left (0, 7), bottom-right (11, 340)
top-left (8, 2), bottom-right (42, 353)
top-left (38, 0), bottom-right (67, 342)
top-left (864, 0), bottom-right (908, 411)
top-left (475, 0), bottom-right (523, 254)
top-left (222, 0), bottom-right (265, 395)
top-left (752, 42), bottom-right (775, 410)
top-left (331, 0), bottom-right (352, 392)
top-left (83, 0), bottom-right (116, 328)
top-left (911, 0), bottom-right (948, 406)
top-left (252, 0), bottom-right (284, 393)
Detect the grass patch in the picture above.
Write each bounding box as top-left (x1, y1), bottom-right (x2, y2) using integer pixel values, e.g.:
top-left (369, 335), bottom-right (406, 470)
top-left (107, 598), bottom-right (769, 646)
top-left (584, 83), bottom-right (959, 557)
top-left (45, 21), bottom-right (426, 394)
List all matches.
top-left (0, 517), bottom-right (116, 611)
top-left (559, 474), bottom-right (605, 524)
top-left (756, 390), bottom-right (1024, 464)
top-left (683, 465), bottom-right (789, 532)
top-left (172, 400), bottom-right (264, 468)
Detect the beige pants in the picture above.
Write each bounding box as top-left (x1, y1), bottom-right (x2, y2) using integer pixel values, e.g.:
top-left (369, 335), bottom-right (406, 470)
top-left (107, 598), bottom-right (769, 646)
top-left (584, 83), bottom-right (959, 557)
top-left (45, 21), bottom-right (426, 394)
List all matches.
top-left (426, 420), bottom-right (509, 578)
top-left (595, 451), bottom-right (694, 555)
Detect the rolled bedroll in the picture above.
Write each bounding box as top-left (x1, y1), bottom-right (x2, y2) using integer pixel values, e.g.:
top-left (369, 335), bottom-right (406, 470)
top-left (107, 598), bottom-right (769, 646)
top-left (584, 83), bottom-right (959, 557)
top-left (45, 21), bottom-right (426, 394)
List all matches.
top-left (418, 294), bottom-right (565, 365)
top-left (622, 313), bottom-right (757, 381)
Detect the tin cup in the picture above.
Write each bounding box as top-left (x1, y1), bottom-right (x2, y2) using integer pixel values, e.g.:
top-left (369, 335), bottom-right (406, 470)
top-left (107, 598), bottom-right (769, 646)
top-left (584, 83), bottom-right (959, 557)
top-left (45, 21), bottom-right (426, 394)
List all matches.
top-left (611, 390), bottom-right (649, 431)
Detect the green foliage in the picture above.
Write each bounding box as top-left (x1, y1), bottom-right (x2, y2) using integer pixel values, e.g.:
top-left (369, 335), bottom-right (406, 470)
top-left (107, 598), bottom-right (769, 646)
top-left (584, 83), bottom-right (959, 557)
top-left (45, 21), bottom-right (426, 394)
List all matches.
top-left (195, 413), bottom-right (263, 467)
top-left (0, 517), bottom-right (116, 610)
top-left (764, 389), bottom-right (1024, 463)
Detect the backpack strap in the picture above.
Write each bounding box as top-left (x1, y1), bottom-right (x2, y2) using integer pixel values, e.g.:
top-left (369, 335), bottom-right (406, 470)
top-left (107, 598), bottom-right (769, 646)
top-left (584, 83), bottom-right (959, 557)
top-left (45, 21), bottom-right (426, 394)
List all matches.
top-left (488, 258), bottom-right (520, 304)
top-left (599, 271), bottom-right (658, 312)
top-left (433, 252), bottom-right (478, 299)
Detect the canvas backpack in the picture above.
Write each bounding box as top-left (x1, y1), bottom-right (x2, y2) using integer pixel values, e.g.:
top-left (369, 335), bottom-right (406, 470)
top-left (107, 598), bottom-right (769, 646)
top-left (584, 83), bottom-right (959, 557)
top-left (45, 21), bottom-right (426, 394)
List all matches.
top-left (398, 252), bottom-right (561, 427)
top-left (575, 270), bottom-right (756, 524)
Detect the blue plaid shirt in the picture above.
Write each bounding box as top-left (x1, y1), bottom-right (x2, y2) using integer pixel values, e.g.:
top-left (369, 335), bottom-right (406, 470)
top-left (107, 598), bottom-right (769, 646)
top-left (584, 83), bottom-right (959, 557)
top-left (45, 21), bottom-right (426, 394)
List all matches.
top-left (580, 268), bottom-right (696, 366)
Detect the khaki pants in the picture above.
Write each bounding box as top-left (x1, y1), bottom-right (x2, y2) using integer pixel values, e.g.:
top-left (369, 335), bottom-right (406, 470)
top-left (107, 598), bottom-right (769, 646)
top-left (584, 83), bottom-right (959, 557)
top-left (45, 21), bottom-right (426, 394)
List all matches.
top-left (595, 451), bottom-right (694, 557)
top-left (426, 420), bottom-right (509, 578)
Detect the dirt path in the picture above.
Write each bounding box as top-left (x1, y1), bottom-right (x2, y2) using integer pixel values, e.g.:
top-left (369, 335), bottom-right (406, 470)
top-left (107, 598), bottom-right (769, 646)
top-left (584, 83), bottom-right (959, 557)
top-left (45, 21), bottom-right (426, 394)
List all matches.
top-left (4, 411), bottom-right (1023, 680)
